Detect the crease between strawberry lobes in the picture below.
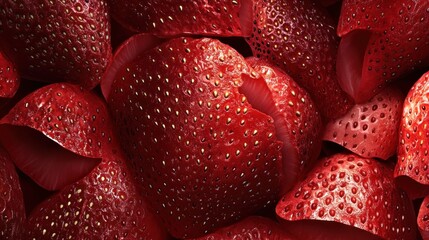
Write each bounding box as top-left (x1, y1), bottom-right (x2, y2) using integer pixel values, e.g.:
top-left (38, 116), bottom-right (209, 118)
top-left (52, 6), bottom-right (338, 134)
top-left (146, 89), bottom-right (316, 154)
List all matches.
top-left (0, 83), bottom-right (114, 191)
top-left (106, 36), bottom-right (285, 238)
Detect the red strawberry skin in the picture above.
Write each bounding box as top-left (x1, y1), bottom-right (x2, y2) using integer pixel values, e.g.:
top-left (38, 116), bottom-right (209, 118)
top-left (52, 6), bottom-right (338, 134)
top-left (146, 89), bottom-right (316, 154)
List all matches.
top-left (418, 196), bottom-right (429, 240)
top-left (0, 146), bottom-right (25, 240)
top-left (24, 138), bottom-right (169, 240)
top-left (109, 0), bottom-right (253, 37)
top-left (0, 0), bottom-right (112, 89)
top-left (395, 71), bottom-right (429, 199)
top-left (107, 37), bottom-right (283, 238)
top-left (0, 83), bottom-right (112, 190)
top-left (337, 0), bottom-right (429, 103)
top-left (246, 0), bottom-right (353, 119)
top-left (246, 57), bottom-right (323, 193)
top-left (193, 216), bottom-right (295, 240)
top-left (323, 86), bottom-right (404, 160)
top-left (276, 153), bottom-right (417, 240)
top-left (0, 52), bottom-right (19, 98)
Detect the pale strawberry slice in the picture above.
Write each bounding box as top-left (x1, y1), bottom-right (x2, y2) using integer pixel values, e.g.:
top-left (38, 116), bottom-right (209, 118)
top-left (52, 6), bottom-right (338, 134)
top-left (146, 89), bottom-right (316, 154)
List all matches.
top-left (337, 0), bottom-right (429, 103)
top-left (418, 196), bottom-right (429, 240)
top-left (0, 145), bottom-right (25, 239)
top-left (0, 83), bottom-right (113, 191)
top-left (0, 51), bottom-right (19, 98)
top-left (246, 0), bottom-right (354, 119)
top-left (323, 86), bottom-right (404, 160)
top-left (194, 216), bottom-right (295, 239)
top-left (276, 153), bottom-right (417, 240)
top-left (0, 0), bottom-right (112, 89)
top-left (109, 0), bottom-right (253, 37)
top-left (24, 136), bottom-right (169, 239)
top-left (106, 37), bottom-right (283, 238)
top-left (245, 57), bottom-right (323, 194)
top-left (395, 71), bottom-right (429, 199)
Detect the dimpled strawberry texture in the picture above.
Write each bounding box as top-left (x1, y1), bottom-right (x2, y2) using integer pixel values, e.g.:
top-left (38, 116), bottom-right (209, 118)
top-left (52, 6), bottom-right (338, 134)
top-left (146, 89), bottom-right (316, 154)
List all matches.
top-left (0, 52), bottom-right (19, 98)
top-left (107, 37), bottom-right (283, 238)
top-left (276, 153), bottom-right (417, 240)
top-left (0, 0), bottom-right (112, 89)
top-left (247, 0), bottom-right (353, 119)
top-left (395, 71), bottom-right (429, 199)
top-left (108, 0), bottom-right (252, 36)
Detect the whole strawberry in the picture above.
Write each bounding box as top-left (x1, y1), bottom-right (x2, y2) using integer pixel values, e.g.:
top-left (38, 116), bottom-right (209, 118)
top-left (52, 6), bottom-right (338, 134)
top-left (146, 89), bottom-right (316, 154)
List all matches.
top-left (277, 153), bottom-right (417, 240)
top-left (106, 36), bottom-right (283, 238)
top-left (0, 0), bottom-right (112, 89)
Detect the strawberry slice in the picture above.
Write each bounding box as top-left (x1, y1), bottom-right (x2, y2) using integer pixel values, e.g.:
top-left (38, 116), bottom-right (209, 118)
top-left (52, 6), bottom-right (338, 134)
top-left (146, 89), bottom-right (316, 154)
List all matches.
top-left (395, 71), bottom-right (429, 199)
top-left (246, 0), bottom-right (354, 119)
top-left (194, 216), bottom-right (295, 239)
top-left (109, 0), bottom-right (253, 37)
top-left (107, 37), bottom-right (283, 238)
top-left (337, 0), bottom-right (429, 103)
top-left (0, 83), bottom-right (113, 191)
top-left (0, 0), bottom-right (112, 89)
top-left (0, 145), bottom-right (25, 239)
top-left (276, 153), bottom-right (417, 240)
top-left (0, 51), bottom-right (19, 98)
top-left (418, 196), bottom-right (429, 240)
top-left (323, 86), bottom-right (404, 160)
top-left (245, 57), bottom-right (323, 193)
top-left (24, 136), bottom-right (169, 239)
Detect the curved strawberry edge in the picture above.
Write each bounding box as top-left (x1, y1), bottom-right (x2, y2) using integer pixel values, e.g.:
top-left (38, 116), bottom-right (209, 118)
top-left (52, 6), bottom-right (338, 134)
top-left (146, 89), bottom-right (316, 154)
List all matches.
top-left (238, 0), bottom-right (254, 37)
top-left (101, 34), bottom-right (163, 100)
top-left (418, 195), bottom-right (429, 239)
top-left (0, 124), bottom-right (100, 191)
top-left (336, 30), bottom-right (372, 103)
top-left (395, 175), bottom-right (429, 200)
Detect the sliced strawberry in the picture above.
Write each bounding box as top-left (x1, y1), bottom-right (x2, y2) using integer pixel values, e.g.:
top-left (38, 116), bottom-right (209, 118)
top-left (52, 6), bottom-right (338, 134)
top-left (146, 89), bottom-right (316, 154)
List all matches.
top-left (276, 153), bottom-right (417, 240)
top-left (0, 145), bottom-right (25, 239)
top-left (337, 0), bottom-right (429, 103)
top-left (0, 0), bottom-right (112, 89)
top-left (24, 136), bottom-right (169, 239)
top-left (0, 51), bottom-right (19, 98)
top-left (194, 216), bottom-right (295, 240)
top-left (109, 0), bottom-right (253, 37)
top-left (418, 196), bottom-right (429, 240)
top-left (395, 71), bottom-right (429, 199)
top-left (323, 86), bottom-right (404, 160)
top-left (246, 0), bottom-right (353, 119)
top-left (107, 37), bottom-right (283, 238)
top-left (245, 57), bottom-right (323, 193)
top-left (0, 83), bottom-right (113, 191)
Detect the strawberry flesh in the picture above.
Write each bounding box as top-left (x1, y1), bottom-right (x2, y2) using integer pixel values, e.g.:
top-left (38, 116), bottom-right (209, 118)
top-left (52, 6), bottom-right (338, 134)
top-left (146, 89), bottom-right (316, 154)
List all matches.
top-left (323, 86), bottom-right (404, 160)
top-left (107, 37), bottom-right (283, 238)
top-left (109, 0), bottom-right (253, 37)
top-left (0, 0), bottom-right (112, 89)
top-left (276, 153), bottom-right (417, 240)
top-left (0, 145), bottom-right (25, 239)
top-left (395, 71), bottom-right (429, 199)
top-left (0, 52), bottom-right (19, 98)
top-left (244, 57), bottom-right (323, 194)
top-left (246, 0), bottom-right (353, 119)
top-left (0, 83), bottom-right (112, 190)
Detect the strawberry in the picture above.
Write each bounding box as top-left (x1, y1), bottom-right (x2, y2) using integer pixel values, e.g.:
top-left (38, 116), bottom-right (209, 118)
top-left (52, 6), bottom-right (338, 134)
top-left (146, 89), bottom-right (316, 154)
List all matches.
top-left (276, 153), bottom-right (417, 240)
top-left (24, 135), bottom-right (169, 239)
top-left (0, 0), bottom-right (112, 89)
top-left (106, 36), bottom-right (283, 238)
top-left (0, 145), bottom-right (25, 240)
top-left (395, 71), bottom-right (429, 199)
top-left (418, 196), bottom-right (429, 240)
top-left (108, 0), bottom-right (253, 37)
top-left (0, 83), bottom-right (113, 191)
top-left (245, 57), bottom-right (323, 193)
top-left (323, 86), bottom-right (404, 160)
top-left (336, 0), bottom-right (429, 103)
top-left (246, 0), bottom-right (353, 119)
top-left (193, 216), bottom-right (295, 240)
top-left (0, 51), bottom-right (19, 98)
